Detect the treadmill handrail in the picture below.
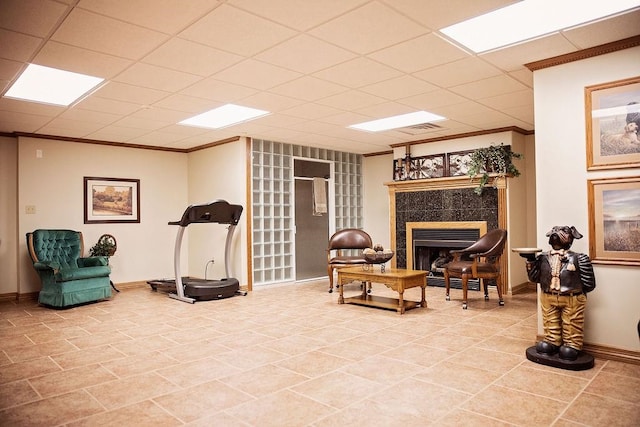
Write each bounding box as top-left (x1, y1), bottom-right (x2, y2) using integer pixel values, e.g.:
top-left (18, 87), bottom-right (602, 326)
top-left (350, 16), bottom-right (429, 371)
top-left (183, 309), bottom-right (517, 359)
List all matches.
top-left (170, 199), bottom-right (243, 227)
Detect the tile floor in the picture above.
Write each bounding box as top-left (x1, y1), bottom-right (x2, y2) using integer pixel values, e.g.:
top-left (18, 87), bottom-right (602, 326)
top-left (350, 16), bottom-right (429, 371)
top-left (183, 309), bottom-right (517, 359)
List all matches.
top-left (0, 280), bottom-right (638, 426)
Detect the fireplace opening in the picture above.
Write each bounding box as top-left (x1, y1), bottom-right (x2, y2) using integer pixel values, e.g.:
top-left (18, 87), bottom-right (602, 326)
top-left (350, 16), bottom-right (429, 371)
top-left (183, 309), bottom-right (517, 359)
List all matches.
top-left (412, 228), bottom-right (482, 290)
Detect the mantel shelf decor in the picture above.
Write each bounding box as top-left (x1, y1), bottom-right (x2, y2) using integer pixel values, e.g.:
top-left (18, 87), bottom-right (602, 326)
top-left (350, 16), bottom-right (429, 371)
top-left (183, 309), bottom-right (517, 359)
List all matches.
top-left (468, 144), bottom-right (522, 194)
top-left (393, 144), bottom-right (522, 195)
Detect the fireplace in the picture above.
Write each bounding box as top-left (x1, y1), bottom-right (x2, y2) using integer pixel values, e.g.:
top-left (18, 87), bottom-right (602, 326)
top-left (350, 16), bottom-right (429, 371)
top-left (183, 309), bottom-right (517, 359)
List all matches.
top-left (407, 221), bottom-right (487, 290)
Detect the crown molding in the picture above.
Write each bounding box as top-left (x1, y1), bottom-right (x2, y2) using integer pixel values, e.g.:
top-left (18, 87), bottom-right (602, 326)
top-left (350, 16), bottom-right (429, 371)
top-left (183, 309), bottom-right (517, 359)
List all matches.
top-left (525, 35), bottom-right (640, 71)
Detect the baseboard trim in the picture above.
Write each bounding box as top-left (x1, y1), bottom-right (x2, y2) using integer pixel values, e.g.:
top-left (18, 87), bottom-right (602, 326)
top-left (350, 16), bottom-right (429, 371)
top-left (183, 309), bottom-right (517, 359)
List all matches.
top-left (511, 281), bottom-right (536, 295)
top-left (0, 292), bottom-right (39, 302)
top-left (536, 334), bottom-right (640, 365)
top-left (114, 281), bottom-right (149, 289)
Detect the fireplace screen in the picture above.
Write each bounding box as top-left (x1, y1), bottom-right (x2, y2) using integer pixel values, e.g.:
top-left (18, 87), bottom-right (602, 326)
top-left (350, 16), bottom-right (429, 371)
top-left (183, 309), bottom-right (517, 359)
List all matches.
top-left (412, 228), bottom-right (482, 290)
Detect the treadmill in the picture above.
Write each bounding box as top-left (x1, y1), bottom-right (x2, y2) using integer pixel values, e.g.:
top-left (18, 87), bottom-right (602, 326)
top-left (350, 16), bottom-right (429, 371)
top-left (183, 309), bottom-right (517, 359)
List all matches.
top-left (148, 199), bottom-right (245, 303)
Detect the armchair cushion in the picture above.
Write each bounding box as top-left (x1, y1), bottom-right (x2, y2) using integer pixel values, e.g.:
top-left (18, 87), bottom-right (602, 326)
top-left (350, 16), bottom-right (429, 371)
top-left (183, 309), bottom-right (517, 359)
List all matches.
top-left (27, 229), bottom-right (112, 308)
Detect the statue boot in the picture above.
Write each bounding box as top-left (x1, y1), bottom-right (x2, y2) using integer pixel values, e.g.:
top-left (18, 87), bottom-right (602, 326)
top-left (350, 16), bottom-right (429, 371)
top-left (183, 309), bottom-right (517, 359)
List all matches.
top-left (559, 345), bottom-right (579, 361)
top-left (535, 341), bottom-right (559, 355)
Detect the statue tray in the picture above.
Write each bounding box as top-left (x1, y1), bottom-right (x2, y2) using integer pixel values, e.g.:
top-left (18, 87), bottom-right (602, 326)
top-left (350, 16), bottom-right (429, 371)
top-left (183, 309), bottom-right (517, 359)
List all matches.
top-left (364, 252), bottom-right (394, 264)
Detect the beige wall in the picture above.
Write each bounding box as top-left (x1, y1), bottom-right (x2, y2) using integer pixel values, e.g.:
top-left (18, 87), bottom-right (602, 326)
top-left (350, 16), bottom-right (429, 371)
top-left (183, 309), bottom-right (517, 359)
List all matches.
top-left (0, 137), bottom-right (18, 295)
top-left (363, 153), bottom-right (393, 250)
top-left (186, 138), bottom-right (248, 286)
top-left (17, 137), bottom-right (188, 293)
top-left (533, 46), bottom-right (640, 351)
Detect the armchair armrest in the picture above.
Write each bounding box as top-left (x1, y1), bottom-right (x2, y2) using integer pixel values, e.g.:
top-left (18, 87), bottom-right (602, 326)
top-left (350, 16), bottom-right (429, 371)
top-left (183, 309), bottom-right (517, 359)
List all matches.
top-left (78, 256), bottom-right (109, 267)
top-left (33, 261), bottom-right (60, 273)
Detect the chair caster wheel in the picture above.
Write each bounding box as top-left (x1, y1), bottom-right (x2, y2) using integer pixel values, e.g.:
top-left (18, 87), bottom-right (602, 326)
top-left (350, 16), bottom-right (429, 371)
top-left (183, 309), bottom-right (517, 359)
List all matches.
top-left (328, 289), bottom-right (333, 293)
top-left (499, 300), bottom-right (505, 306)
top-left (484, 295), bottom-right (489, 301)
top-left (367, 289), bottom-right (372, 294)
top-left (445, 295), bottom-right (450, 301)
top-left (462, 303), bottom-right (467, 309)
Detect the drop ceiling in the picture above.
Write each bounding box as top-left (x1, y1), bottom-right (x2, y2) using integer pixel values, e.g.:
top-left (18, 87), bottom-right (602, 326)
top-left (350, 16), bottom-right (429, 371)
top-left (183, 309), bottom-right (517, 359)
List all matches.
top-left (1, 0), bottom-right (638, 154)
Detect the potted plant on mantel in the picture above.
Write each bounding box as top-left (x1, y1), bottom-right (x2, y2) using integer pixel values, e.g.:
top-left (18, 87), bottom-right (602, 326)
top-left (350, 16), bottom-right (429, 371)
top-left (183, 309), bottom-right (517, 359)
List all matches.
top-left (468, 143), bottom-right (522, 195)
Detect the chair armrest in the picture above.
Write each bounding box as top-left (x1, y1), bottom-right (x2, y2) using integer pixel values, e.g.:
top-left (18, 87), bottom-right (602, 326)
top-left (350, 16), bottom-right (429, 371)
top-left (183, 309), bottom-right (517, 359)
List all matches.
top-left (78, 256), bottom-right (108, 267)
top-left (33, 261), bottom-right (60, 272)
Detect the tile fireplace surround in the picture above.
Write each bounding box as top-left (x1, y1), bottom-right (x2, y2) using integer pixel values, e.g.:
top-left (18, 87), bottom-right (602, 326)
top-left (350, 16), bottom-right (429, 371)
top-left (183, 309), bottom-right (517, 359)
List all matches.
top-left (386, 175), bottom-right (509, 294)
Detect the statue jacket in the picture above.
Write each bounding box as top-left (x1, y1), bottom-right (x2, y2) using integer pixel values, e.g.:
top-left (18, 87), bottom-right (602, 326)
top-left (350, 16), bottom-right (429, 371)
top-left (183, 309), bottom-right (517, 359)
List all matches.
top-left (527, 251), bottom-right (596, 294)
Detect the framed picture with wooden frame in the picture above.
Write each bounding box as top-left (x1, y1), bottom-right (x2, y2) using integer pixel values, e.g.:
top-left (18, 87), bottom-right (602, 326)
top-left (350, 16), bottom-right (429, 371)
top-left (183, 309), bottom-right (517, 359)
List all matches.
top-left (84, 177), bottom-right (140, 224)
top-left (446, 150), bottom-right (474, 177)
top-left (585, 76), bottom-right (640, 170)
top-left (587, 176), bottom-right (640, 266)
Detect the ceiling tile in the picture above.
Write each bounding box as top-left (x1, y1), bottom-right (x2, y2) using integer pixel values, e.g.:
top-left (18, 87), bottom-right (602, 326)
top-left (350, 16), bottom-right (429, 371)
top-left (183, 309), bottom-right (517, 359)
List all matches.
top-left (313, 57), bottom-right (402, 88)
top-left (369, 33), bottom-right (468, 73)
top-left (381, 0), bottom-right (518, 29)
top-left (51, 8), bottom-right (167, 60)
top-left (95, 82), bottom-right (170, 105)
top-left (0, 111), bottom-right (53, 133)
top-left (58, 108), bottom-right (121, 125)
top-left (480, 33), bottom-right (578, 72)
top-left (213, 59), bottom-right (302, 91)
top-left (180, 77), bottom-right (257, 102)
top-left (355, 101), bottom-right (415, 118)
top-left (85, 125), bottom-right (150, 142)
top-left (228, 0), bottom-right (368, 31)
top-left (449, 75), bottom-right (528, 100)
top-left (562, 9), bottom-right (640, 49)
top-left (319, 111), bottom-right (373, 126)
top-left (152, 94), bottom-right (220, 113)
top-left (179, 4), bottom-right (296, 56)
top-left (310, 1), bottom-right (427, 54)
top-left (142, 38), bottom-right (243, 76)
top-left (38, 118), bottom-right (106, 136)
top-left (0, 58), bottom-right (23, 81)
top-left (360, 75), bottom-right (438, 100)
top-left (237, 92), bottom-right (303, 112)
top-left (77, 0), bottom-right (220, 34)
top-left (113, 63), bottom-right (202, 92)
top-left (256, 35), bottom-right (356, 74)
top-left (279, 102), bottom-right (344, 120)
top-left (112, 116), bottom-right (168, 131)
top-left (76, 96), bottom-right (141, 115)
top-left (399, 89), bottom-right (467, 110)
top-left (0, 0), bottom-right (69, 37)
top-left (270, 76), bottom-right (347, 102)
top-left (413, 57), bottom-right (502, 88)
top-left (129, 106), bottom-right (190, 122)
top-left (0, 29), bottom-right (42, 62)
top-left (316, 90), bottom-right (386, 111)
top-left (478, 89), bottom-right (533, 110)
top-left (34, 41), bottom-right (132, 78)
top-left (0, 97), bottom-right (64, 116)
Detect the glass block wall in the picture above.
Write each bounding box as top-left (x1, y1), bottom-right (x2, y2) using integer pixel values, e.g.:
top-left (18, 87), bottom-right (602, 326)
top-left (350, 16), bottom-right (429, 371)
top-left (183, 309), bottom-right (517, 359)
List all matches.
top-left (251, 139), bottom-right (363, 285)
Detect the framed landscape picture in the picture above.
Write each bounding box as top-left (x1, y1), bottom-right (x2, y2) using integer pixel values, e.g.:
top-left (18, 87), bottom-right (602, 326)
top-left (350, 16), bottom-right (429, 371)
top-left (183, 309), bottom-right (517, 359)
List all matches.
top-left (84, 177), bottom-right (140, 224)
top-left (585, 76), bottom-right (640, 170)
top-left (587, 176), bottom-right (640, 266)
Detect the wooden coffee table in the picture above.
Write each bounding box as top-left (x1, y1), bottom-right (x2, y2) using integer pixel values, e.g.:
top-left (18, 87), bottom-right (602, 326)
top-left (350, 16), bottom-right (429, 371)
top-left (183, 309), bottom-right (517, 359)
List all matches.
top-left (337, 266), bottom-right (427, 314)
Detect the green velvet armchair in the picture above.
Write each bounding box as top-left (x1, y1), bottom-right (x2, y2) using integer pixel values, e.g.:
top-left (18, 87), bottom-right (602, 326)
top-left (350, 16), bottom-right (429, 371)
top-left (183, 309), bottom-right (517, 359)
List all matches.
top-left (26, 229), bottom-right (112, 308)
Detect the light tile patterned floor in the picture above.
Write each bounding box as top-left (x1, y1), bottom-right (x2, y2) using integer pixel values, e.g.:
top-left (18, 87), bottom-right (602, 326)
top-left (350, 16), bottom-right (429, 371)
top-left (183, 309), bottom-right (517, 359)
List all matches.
top-left (0, 281), bottom-right (638, 426)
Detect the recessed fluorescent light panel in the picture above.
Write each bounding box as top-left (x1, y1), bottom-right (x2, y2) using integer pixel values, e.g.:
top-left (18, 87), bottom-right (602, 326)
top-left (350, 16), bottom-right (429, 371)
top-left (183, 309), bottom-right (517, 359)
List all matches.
top-left (440, 0), bottom-right (640, 53)
top-left (179, 104), bottom-right (270, 129)
top-left (4, 63), bottom-right (104, 106)
top-left (349, 111), bottom-right (446, 132)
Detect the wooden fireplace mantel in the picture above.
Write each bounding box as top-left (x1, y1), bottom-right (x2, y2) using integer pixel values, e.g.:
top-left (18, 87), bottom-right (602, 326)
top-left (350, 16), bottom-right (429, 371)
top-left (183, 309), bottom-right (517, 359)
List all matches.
top-left (385, 174), bottom-right (509, 294)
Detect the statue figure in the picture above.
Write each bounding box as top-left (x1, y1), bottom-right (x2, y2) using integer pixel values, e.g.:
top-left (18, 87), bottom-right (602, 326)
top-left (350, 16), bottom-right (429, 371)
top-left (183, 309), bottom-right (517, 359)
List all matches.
top-left (526, 226), bottom-right (596, 361)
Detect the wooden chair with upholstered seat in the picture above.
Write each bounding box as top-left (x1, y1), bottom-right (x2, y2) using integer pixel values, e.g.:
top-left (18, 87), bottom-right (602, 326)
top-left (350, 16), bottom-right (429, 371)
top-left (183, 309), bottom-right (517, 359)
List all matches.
top-left (443, 228), bottom-right (507, 309)
top-left (327, 228), bottom-right (373, 293)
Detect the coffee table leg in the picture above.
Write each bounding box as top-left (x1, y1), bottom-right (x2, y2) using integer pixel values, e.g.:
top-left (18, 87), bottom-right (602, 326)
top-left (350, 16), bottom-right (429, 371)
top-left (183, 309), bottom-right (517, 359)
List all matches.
top-left (420, 284), bottom-right (427, 308)
top-left (398, 289), bottom-right (404, 314)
